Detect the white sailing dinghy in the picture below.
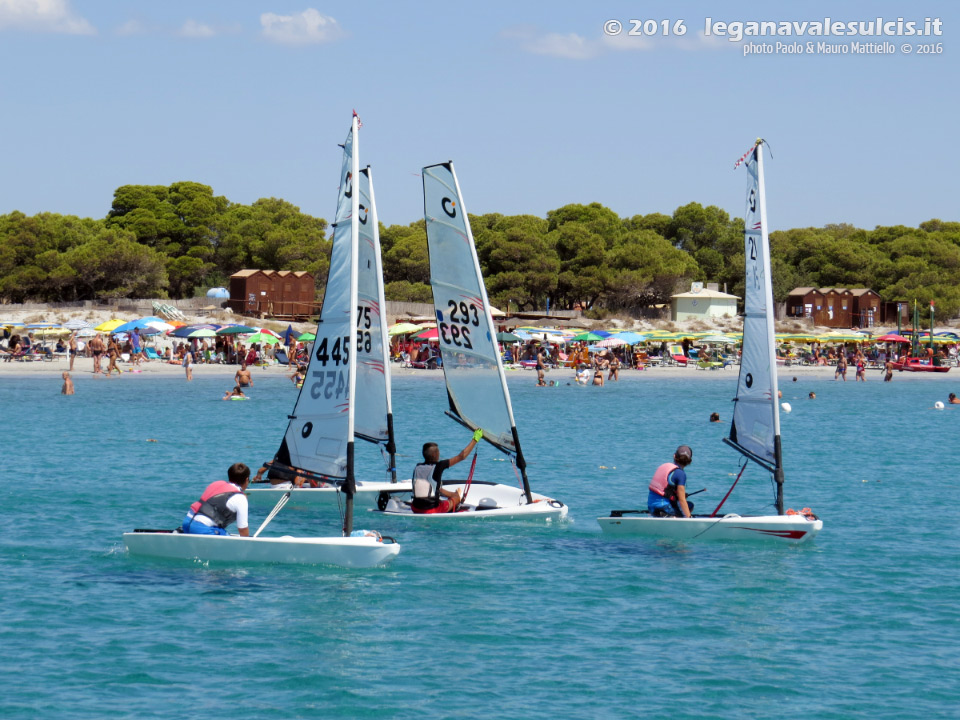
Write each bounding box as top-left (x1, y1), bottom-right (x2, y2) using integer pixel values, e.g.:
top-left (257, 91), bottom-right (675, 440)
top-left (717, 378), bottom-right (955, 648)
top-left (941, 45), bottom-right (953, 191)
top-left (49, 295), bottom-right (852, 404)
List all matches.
top-left (374, 162), bottom-right (567, 521)
top-left (246, 118), bottom-right (410, 508)
top-left (123, 116), bottom-right (401, 567)
top-left (598, 140), bottom-right (822, 543)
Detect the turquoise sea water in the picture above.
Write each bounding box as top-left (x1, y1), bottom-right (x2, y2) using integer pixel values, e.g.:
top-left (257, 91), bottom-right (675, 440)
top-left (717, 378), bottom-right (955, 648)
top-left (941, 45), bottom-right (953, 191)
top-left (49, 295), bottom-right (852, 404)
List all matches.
top-left (2, 368), bottom-right (959, 719)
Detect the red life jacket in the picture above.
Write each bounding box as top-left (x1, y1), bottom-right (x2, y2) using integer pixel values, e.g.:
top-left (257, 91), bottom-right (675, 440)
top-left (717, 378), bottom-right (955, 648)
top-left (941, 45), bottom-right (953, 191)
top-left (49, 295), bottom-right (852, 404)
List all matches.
top-left (189, 480), bottom-right (241, 528)
top-left (648, 463), bottom-right (679, 497)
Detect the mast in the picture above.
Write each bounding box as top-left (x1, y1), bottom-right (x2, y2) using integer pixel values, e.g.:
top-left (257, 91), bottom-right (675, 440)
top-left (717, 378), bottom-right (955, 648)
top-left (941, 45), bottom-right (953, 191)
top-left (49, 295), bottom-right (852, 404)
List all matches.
top-left (755, 142), bottom-right (784, 515)
top-left (343, 115), bottom-right (360, 535)
top-left (366, 165), bottom-right (397, 482)
top-left (446, 163), bottom-right (534, 504)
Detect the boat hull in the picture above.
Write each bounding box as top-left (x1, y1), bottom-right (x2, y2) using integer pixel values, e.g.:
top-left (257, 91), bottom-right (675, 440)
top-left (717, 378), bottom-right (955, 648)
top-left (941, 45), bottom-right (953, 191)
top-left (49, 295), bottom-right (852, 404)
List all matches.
top-left (374, 482), bottom-right (568, 521)
top-left (892, 358), bottom-right (950, 372)
top-left (122, 532), bottom-right (400, 567)
top-left (246, 480), bottom-right (413, 507)
top-left (596, 513), bottom-right (822, 543)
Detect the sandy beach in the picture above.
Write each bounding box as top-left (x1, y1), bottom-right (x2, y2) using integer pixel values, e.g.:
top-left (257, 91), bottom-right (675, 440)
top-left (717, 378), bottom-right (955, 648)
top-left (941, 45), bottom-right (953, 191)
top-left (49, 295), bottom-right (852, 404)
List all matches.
top-left (1, 304), bottom-right (953, 383)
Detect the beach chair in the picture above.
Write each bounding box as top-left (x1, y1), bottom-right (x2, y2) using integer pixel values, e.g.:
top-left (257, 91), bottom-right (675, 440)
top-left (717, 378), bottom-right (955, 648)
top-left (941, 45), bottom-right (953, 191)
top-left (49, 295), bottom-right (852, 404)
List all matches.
top-left (274, 349), bottom-right (290, 366)
top-left (143, 347), bottom-right (161, 360)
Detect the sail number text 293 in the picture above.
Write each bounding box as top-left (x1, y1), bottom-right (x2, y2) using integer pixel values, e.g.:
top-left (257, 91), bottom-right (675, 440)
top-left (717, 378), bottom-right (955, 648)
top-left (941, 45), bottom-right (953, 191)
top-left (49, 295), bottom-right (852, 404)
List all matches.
top-left (439, 300), bottom-right (479, 350)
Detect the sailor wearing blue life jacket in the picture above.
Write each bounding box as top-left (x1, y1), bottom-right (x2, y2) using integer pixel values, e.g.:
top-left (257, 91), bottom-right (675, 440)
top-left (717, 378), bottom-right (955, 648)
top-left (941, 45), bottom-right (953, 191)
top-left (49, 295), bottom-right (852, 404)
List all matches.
top-left (648, 445), bottom-right (694, 518)
top-left (181, 463), bottom-right (251, 536)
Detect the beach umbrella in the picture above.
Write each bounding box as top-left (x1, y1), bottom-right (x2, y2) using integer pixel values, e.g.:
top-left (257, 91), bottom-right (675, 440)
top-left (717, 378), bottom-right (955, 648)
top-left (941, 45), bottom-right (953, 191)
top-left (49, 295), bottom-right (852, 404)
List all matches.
top-left (144, 321), bottom-right (175, 333)
top-left (413, 328), bottom-right (439, 341)
top-left (875, 333), bottom-right (910, 343)
top-left (596, 337), bottom-right (628, 347)
top-left (388, 322), bottom-right (422, 336)
top-left (496, 331), bottom-right (521, 343)
top-left (700, 334), bottom-right (737, 344)
top-left (95, 319), bottom-right (126, 333)
top-left (216, 325), bottom-right (258, 335)
top-left (185, 328), bottom-right (217, 339)
top-left (298, 332), bottom-right (316, 341)
top-left (572, 331), bottom-right (604, 342)
top-left (170, 324), bottom-right (218, 338)
top-left (31, 326), bottom-right (71, 337)
top-left (2, 321), bottom-right (25, 328)
top-left (63, 319), bottom-right (91, 331)
top-left (76, 327), bottom-right (98, 338)
top-left (245, 332), bottom-right (281, 345)
top-left (610, 332), bottom-right (647, 345)
top-left (281, 325), bottom-right (300, 344)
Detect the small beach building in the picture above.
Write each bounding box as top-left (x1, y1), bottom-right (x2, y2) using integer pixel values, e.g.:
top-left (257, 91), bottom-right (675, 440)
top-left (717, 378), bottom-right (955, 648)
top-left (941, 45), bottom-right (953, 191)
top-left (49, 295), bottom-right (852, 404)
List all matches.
top-left (819, 288), bottom-right (853, 328)
top-left (670, 282), bottom-right (739, 322)
top-left (786, 288), bottom-right (827, 324)
top-left (849, 288), bottom-right (881, 328)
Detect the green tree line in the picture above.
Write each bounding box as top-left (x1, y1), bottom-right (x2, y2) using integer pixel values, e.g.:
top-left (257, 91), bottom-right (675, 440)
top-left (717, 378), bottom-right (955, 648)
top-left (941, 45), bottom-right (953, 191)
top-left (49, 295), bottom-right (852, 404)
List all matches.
top-left (1, 182), bottom-right (957, 317)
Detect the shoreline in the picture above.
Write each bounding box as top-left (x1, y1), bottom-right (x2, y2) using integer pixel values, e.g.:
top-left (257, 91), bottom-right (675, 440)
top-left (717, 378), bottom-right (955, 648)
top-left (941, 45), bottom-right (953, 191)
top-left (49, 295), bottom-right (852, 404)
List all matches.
top-left (1, 354), bottom-right (953, 382)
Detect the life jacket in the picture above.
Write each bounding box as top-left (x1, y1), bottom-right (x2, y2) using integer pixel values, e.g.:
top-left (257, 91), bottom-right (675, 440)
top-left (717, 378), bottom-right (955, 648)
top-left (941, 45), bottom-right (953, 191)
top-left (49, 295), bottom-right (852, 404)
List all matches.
top-left (648, 463), bottom-right (679, 497)
top-left (411, 463), bottom-right (439, 510)
top-left (190, 480), bottom-right (241, 528)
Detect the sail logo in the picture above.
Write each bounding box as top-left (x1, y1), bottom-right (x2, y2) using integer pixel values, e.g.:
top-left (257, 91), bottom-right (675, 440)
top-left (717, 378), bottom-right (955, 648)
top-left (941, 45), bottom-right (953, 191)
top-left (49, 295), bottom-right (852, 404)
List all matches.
top-left (344, 172), bottom-right (353, 198)
top-left (358, 203), bottom-right (368, 225)
top-left (442, 197), bottom-right (457, 218)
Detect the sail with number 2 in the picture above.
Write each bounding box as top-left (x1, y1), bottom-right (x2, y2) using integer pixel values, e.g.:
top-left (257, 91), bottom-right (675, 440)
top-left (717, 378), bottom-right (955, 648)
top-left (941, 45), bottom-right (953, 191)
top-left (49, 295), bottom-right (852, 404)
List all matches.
top-left (367, 161), bottom-right (567, 520)
top-left (596, 140), bottom-right (821, 541)
top-left (726, 139), bottom-right (785, 513)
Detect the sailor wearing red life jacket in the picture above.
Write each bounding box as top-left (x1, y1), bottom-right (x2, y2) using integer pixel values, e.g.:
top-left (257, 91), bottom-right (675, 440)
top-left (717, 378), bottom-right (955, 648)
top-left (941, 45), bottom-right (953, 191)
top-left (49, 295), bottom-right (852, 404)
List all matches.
top-left (647, 445), bottom-right (694, 518)
top-left (181, 463), bottom-right (252, 535)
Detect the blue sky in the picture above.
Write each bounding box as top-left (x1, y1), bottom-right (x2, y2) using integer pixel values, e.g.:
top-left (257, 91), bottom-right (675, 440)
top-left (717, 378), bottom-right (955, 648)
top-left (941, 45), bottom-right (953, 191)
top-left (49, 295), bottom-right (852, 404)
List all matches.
top-left (0, 0), bottom-right (955, 231)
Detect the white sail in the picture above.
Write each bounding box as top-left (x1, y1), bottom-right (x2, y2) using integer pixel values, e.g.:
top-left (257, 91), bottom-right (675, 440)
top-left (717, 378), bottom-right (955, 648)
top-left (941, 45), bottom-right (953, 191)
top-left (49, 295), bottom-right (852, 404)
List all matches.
top-left (421, 162), bottom-right (518, 455)
top-left (353, 166), bottom-right (391, 443)
top-left (727, 141), bottom-right (781, 472)
top-left (274, 117), bottom-right (361, 479)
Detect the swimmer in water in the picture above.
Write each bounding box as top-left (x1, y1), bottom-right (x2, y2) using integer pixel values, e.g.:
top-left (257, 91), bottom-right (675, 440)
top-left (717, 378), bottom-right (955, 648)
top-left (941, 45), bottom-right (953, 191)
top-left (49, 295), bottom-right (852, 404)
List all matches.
top-left (223, 385), bottom-right (246, 400)
top-left (61, 371), bottom-right (75, 395)
top-left (809, 391), bottom-right (816, 399)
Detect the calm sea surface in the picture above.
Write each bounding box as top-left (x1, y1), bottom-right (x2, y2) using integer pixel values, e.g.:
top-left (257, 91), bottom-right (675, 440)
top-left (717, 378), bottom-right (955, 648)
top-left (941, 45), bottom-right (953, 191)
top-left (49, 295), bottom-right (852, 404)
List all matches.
top-left (1, 368), bottom-right (958, 719)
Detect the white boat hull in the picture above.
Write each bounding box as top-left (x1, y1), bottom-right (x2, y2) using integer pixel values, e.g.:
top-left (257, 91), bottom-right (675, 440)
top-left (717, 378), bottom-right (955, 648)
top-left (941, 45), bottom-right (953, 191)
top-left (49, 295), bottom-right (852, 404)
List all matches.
top-left (596, 513), bottom-right (822, 543)
top-left (122, 531), bottom-right (400, 568)
top-left (374, 481), bottom-right (568, 521)
top-left (246, 480), bottom-right (412, 507)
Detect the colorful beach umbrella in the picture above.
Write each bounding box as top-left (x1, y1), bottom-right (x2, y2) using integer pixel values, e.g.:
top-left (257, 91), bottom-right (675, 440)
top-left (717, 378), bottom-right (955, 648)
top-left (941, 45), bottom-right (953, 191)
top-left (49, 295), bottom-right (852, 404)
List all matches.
top-left (297, 332), bottom-right (316, 341)
top-left (95, 319), bottom-right (126, 333)
top-left (244, 332), bottom-right (281, 345)
top-left (388, 322), bottom-right (423, 336)
top-left (571, 332), bottom-right (604, 342)
top-left (413, 328), bottom-right (439, 341)
top-left (216, 325), bottom-right (258, 335)
top-left (496, 331), bottom-right (522, 343)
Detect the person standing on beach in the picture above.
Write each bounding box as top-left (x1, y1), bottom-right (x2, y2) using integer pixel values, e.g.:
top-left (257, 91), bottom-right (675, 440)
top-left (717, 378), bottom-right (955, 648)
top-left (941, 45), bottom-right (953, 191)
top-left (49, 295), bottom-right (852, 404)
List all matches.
top-left (535, 345), bottom-right (547, 386)
top-left (105, 338), bottom-right (122, 376)
top-left (68, 333), bottom-right (78, 371)
top-left (648, 445), bottom-right (694, 518)
top-left (835, 354), bottom-right (847, 381)
top-left (181, 463), bottom-right (251, 536)
top-left (855, 357), bottom-right (866, 382)
top-left (608, 353), bottom-right (620, 381)
top-left (88, 334), bottom-right (104, 374)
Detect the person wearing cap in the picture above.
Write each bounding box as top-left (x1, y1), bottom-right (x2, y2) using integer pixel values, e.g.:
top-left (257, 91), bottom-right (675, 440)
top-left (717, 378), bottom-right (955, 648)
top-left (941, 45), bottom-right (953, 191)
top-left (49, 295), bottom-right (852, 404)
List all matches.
top-left (410, 429), bottom-right (482, 513)
top-left (647, 446), bottom-right (695, 518)
top-left (181, 463), bottom-right (252, 535)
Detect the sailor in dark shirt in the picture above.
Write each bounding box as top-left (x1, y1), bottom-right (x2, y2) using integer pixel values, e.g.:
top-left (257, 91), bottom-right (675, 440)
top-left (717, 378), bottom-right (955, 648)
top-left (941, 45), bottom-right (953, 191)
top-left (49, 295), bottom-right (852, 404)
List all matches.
top-left (411, 429), bottom-right (482, 513)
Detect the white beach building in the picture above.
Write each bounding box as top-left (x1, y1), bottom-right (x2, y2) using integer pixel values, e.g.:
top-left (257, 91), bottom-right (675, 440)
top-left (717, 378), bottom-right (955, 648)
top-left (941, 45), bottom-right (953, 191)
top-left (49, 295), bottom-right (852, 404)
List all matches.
top-left (670, 282), bottom-right (740, 321)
